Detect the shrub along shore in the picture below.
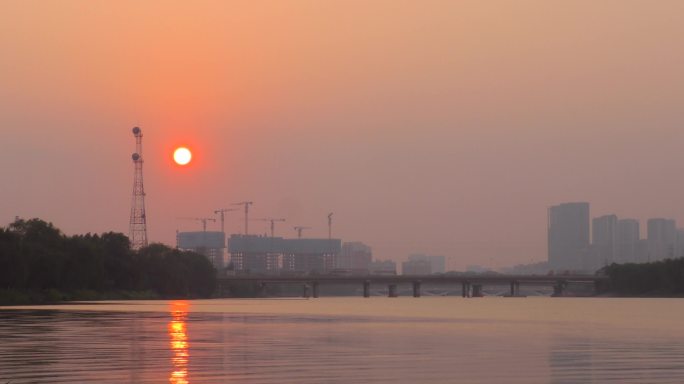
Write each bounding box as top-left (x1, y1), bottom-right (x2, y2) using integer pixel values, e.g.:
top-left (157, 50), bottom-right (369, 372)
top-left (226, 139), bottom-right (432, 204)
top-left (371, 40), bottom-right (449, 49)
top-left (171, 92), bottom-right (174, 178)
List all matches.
top-left (0, 218), bottom-right (216, 305)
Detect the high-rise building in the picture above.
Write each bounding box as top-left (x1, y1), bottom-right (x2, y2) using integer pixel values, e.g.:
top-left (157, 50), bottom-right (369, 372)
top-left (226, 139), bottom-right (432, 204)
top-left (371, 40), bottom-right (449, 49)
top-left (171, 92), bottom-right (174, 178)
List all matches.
top-left (677, 229), bottom-right (684, 259)
top-left (635, 239), bottom-right (649, 263)
top-left (647, 218), bottom-right (677, 262)
top-left (592, 215), bottom-right (618, 267)
top-left (617, 219), bottom-right (640, 263)
top-left (548, 202), bottom-right (590, 271)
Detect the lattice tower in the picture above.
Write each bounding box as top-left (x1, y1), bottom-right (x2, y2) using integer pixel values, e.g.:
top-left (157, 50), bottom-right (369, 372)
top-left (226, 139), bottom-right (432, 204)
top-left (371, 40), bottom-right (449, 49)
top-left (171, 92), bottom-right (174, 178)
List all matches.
top-left (129, 126), bottom-right (148, 249)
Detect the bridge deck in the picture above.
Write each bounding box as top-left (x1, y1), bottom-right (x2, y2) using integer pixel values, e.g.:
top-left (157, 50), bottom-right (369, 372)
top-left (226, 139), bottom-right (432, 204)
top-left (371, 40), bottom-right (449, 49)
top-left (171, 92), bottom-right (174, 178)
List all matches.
top-left (218, 274), bottom-right (607, 284)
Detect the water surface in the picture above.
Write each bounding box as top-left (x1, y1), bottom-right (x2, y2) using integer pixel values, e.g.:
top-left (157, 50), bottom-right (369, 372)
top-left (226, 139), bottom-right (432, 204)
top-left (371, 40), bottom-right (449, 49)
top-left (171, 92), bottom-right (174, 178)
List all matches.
top-left (1, 297), bottom-right (683, 383)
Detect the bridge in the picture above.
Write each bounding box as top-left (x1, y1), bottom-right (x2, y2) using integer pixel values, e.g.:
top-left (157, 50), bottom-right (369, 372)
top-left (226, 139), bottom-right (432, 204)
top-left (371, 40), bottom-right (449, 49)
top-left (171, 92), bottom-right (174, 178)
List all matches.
top-left (217, 274), bottom-right (609, 298)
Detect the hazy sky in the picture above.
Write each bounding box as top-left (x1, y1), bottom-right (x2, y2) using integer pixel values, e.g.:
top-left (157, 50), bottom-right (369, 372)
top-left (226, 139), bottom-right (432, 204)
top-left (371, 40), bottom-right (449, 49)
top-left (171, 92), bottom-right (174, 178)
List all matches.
top-left (2, 1), bottom-right (684, 269)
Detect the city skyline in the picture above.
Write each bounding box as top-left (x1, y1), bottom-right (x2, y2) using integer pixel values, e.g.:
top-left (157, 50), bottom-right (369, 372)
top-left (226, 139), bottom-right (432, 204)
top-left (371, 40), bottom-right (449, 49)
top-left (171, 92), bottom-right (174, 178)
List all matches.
top-left (3, 2), bottom-right (684, 270)
top-left (548, 201), bottom-right (684, 272)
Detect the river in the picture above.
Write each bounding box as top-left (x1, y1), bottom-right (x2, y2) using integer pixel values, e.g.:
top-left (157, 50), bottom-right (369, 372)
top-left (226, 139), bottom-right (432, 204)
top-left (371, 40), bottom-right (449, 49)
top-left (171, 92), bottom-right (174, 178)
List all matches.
top-left (1, 297), bottom-right (683, 383)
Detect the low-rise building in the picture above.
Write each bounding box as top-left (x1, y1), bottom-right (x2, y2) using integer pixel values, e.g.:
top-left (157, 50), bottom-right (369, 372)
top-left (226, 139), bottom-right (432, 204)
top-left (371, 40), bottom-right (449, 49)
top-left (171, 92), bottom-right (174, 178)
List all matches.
top-left (337, 242), bottom-right (372, 273)
top-left (402, 259), bottom-right (431, 275)
top-left (369, 259), bottom-right (397, 275)
top-left (408, 254), bottom-right (446, 274)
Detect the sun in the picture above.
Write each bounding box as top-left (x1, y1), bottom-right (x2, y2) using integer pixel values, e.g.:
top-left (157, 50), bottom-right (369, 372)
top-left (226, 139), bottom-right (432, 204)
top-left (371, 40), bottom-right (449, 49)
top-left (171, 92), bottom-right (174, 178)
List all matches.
top-left (173, 147), bottom-right (192, 165)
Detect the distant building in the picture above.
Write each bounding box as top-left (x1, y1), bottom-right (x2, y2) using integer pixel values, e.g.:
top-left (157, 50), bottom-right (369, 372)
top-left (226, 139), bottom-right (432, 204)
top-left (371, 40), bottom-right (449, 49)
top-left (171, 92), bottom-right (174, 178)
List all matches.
top-left (647, 218), bottom-right (677, 262)
top-left (408, 254), bottom-right (446, 274)
top-left (547, 202), bottom-right (590, 271)
top-left (227, 235), bottom-right (283, 274)
top-left (674, 228), bottom-right (684, 258)
top-left (177, 231), bottom-right (226, 270)
top-left (369, 259), bottom-right (397, 275)
top-left (500, 261), bottom-right (550, 275)
top-left (617, 219), bottom-right (640, 263)
top-left (337, 242), bottom-right (372, 273)
top-left (466, 265), bottom-right (489, 273)
top-left (227, 235), bottom-right (341, 275)
top-left (636, 239), bottom-right (649, 264)
top-left (592, 214), bottom-right (618, 267)
top-left (282, 238), bottom-right (341, 274)
top-left (402, 259), bottom-right (431, 275)
top-left (677, 229), bottom-right (684, 259)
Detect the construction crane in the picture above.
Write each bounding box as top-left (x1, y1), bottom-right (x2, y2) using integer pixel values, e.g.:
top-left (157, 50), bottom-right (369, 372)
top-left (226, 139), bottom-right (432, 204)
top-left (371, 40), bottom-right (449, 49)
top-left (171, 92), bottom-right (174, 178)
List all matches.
top-left (177, 217), bottom-right (216, 232)
top-left (257, 218), bottom-right (286, 238)
top-left (327, 212), bottom-right (333, 240)
top-left (293, 226), bottom-right (311, 239)
top-left (213, 208), bottom-right (237, 234)
top-left (231, 201), bottom-right (253, 235)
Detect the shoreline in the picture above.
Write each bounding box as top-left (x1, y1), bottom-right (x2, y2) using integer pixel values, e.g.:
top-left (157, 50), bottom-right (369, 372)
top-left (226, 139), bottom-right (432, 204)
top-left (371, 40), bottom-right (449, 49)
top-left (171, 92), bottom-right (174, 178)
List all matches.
top-left (0, 288), bottom-right (162, 306)
top-left (3, 290), bottom-right (684, 306)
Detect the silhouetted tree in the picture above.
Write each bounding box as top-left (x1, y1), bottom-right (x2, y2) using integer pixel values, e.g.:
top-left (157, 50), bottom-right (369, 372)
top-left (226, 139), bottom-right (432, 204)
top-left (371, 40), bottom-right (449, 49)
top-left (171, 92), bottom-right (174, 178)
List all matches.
top-left (0, 228), bottom-right (25, 288)
top-left (0, 218), bottom-right (217, 300)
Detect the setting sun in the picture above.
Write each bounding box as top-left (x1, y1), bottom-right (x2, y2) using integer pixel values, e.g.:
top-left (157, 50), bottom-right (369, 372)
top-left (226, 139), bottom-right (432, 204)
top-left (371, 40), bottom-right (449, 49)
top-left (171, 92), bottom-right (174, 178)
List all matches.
top-left (173, 147), bottom-right (192, 165)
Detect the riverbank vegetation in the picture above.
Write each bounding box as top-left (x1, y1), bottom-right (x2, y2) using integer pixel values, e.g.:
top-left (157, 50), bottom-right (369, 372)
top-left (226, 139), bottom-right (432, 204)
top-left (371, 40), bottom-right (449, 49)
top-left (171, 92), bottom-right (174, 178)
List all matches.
top-left (0, 218), bottom-right (216, 305)
top-left (600, 258), bottom-right (684, 296)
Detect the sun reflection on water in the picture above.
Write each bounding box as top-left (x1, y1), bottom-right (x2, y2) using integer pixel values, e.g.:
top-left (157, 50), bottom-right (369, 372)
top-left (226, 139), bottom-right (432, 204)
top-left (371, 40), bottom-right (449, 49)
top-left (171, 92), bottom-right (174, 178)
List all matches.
top-left (168, 301), bottom-right (189, 384)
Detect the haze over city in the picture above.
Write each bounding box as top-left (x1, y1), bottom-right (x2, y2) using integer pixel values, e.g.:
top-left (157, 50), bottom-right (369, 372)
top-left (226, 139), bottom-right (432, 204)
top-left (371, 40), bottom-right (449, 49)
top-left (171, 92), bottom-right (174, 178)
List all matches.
top-left (3, 1), bottom-right (684, 270)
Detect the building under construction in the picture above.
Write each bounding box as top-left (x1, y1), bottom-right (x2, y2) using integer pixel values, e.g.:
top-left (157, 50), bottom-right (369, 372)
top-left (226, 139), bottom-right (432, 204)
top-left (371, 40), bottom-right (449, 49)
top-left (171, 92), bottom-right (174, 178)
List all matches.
top-left (228, 235), bottom-right (341, 275)
top-left (177, 231), bottom-right (226, 270)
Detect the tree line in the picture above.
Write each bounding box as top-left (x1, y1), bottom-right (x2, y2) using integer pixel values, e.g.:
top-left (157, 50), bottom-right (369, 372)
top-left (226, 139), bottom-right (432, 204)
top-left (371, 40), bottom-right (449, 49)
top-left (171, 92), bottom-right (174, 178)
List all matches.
top-left (600, 258), bottom-right (684, 296)
top-left (0, 218), bottom-right (216, 302)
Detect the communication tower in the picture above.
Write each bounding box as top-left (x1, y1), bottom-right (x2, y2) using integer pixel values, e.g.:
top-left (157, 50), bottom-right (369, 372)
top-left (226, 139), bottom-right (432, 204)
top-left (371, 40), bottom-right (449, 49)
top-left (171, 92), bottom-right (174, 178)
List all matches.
top-left (129, 126), bottom-right (148, 249)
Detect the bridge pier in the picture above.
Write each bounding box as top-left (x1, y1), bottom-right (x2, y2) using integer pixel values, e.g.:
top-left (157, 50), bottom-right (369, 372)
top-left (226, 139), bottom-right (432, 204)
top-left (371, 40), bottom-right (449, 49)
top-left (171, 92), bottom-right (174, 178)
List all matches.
top-left (508, 281), bottom-right (521, 297)
top-left (553, 281), bottom-right (565, 297)
top-left (215, 280), bottom-right (227, 297)
top-left (412, 281), bottom-right (421, 298)
top-left (462, 282), bottom-right (471, 298)
top-left (472, 284), bottom-right (483, 297)
top-left (388, 284), bottom-right (398, 298)
top-left (363, 280), bottom-right (370, 298)
top-left (222, 280), bottom-right (230, 297)
top-left (257, 282), bottom-right (266, 298)
top-left (312, 282), bottom-right (319, 298)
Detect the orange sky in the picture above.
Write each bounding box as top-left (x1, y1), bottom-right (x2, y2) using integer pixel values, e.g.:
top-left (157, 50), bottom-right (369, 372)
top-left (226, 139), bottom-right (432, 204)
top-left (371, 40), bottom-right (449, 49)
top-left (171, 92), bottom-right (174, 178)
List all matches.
top-left (2, 1), bottom-right (684, 269)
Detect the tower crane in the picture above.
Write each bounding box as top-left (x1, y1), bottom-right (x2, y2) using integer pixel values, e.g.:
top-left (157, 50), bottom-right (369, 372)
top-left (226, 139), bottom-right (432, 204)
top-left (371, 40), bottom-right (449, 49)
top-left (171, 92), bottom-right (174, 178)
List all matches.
top-left (232, 201), bottom-right (253, 235)
top-left (257, 218), bottom-right (286, 238)
top-left (293, 226), bottom-right (311, 239)
top-left (213, 208), bottom-right (237, 234)
top-left (177, 217), bottom-right (216, 232)
top-left (327, 212), bottom-right (333, 240)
